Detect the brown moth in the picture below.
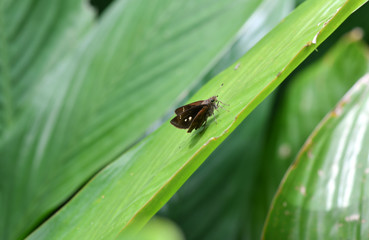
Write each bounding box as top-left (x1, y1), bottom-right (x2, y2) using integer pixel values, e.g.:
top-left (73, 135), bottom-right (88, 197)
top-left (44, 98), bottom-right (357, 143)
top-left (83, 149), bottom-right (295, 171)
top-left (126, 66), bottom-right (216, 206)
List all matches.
top-left (170, 96), bottom-right (226, 133)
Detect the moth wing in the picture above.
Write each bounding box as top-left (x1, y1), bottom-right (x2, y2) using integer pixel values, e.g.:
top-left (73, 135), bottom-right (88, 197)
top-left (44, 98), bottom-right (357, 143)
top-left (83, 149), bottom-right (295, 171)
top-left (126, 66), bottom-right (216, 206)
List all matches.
top-left (170, 116), bottom-right (191, 129)
top-left (171, 105), bottom-right (203, 129)
top-left (174, 100), bottom-right (203, 115)
top-left (187, 105), bottom-right (209, 133)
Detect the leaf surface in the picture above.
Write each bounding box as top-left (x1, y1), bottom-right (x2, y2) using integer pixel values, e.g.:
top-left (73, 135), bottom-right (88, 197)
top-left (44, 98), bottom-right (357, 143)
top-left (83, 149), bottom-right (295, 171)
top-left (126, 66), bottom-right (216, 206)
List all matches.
top-left (27, 0), bottom-right (368, 239)
top-left (1, 0), bottom-right (265, 239)
top-left (263, 73), bottom-right (369, 239)
top-left (255, 30), bottom-right (369, 219)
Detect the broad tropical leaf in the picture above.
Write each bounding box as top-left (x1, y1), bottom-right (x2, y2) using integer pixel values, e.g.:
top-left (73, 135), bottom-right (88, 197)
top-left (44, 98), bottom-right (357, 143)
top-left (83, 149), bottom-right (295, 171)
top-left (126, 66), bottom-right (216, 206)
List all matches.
top-left (263, 73), bottom-right (369, 239)
top-left (28, 0), bottom-right (367, 239)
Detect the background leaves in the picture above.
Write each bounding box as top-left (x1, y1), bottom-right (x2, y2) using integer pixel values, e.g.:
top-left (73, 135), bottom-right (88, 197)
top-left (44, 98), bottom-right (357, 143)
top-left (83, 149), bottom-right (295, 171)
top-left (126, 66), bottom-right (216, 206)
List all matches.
top-left (1, 0), bottom-right (269, 239)
top-left (263, 73), bottom-right (369, 239)
top-left (257, 29), bottom-right (369, 215)
top-left (1, 0), bottom-right (368, 239)
top-left (28, 0), bottom-right (367, 239)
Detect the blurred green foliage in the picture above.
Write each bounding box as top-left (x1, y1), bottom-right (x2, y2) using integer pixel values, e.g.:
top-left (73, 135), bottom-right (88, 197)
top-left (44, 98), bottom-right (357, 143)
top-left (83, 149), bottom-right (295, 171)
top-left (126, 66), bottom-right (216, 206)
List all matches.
top-left (264, 72), bottom-right (369, 239)
top-left (1, 0), bottom-right (369, 239)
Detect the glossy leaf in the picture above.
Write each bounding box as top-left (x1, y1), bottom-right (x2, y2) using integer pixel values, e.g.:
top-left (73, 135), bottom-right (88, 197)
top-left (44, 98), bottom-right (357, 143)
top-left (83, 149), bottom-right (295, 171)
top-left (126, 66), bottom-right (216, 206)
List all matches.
top-left (1, 1), bottom-right (94, 239)
top-left (28, 0), bottom-right (367, 239)
top-left (263, 73), bottom-right (369, 239)
top-left (0, 0), bottom-right (94, 128)
top-left (254, 30), bottom-right (369, 213)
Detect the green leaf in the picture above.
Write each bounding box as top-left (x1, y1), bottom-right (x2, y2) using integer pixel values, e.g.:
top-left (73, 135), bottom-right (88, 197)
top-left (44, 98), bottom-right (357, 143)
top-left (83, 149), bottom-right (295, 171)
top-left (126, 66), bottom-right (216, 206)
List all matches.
top-left (263, 73), bottom-right (369, 239)
top-left (158, 0), bottom-right (293, 238)
top-left (254, 29), bottom-right (369, 219)
top-left (28, 0), bottom-right (367, 239)
top-left (160, 94), bottom-right (276, 240)
top-left (1, 0), bottom-right (268, 239)
top-left (0, 0), bottom-right (94, 126)
top-left (158, 0), bottom-right (292, 238)
top-left (160, 18), bottom-right (369, 240)
top-left (1, 1), bottom-right (94, 239)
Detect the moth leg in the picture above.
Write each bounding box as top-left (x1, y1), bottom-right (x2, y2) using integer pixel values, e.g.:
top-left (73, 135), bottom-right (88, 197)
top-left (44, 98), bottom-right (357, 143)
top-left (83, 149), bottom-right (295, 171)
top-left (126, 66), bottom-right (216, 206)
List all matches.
top-left (201, 120), bottom-right (208, 130)
top-left (213, 114), bottom-right (218, 125)
top-left (217, 102), bottom-right (230, 112)
top-left (217, 100), bottom-right (230, 106)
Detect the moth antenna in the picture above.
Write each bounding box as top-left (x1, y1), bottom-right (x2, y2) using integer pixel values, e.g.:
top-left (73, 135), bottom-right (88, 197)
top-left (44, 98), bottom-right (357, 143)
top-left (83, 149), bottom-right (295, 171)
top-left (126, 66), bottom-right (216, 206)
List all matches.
top-left (215, 83), bottom-right (224, 95)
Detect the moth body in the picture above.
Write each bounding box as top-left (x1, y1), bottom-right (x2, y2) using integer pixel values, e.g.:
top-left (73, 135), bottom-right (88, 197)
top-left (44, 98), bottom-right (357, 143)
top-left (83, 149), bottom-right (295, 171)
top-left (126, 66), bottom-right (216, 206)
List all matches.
top-left (170, 96), bottom-right (225, 133)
